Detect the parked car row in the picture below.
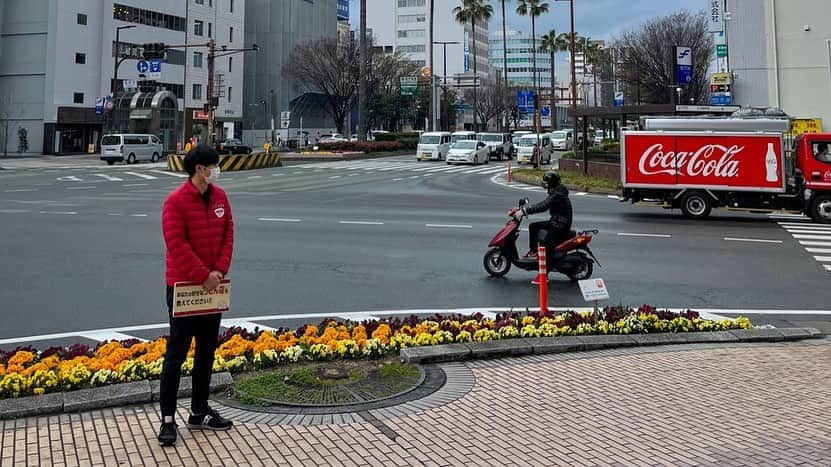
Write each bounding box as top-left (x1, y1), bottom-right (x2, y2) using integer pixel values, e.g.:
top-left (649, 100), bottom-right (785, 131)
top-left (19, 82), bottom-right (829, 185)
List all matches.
top-left (416, 129), bottom-right (570, 166)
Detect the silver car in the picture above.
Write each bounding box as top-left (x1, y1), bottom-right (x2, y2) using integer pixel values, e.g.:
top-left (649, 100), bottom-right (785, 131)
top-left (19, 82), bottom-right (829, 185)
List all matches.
top-left (446, 140), bottom-right (491, 165)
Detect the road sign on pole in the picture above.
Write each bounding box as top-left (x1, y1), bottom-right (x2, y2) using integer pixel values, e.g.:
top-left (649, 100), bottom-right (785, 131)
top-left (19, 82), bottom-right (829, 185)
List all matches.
top-left (149, 58), bottom-right (162, 79)
top-left (716, 44), bottom-right (727, 58)
top-left (136, 60), bottom-right (149, 74)
top-left (614, 91), bottom-right (624, 107)
top-left (676, 46), bottom-right (693, 85)
top-left (400, 76), bottom-right (418, 96)
top-left (95, 98), bottom-right (104, 115)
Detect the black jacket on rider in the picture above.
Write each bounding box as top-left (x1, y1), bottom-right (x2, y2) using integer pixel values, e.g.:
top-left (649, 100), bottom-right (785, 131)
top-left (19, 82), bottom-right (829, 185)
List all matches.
top-left (523, 184), bottom-right (573, 230)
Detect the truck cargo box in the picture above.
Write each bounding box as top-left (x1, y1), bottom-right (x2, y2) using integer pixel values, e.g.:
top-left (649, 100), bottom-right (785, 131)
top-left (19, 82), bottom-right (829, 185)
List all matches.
top-left (621, 131), bottom-right (786, 193)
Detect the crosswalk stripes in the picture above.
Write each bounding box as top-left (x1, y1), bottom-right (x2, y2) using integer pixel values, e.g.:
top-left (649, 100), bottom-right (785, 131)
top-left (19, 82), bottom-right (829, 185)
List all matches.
top-left (776, 219), bottom-right (831, 273)
top-left (292, 159), bottom-right (508, 176)
top-left (53, 169), bottom-right (192, 183)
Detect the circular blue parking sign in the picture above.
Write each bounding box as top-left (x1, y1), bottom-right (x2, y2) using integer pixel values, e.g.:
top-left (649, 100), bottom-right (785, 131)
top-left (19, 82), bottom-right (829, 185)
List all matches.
top-left (136, 60), bottom-right (149, 73)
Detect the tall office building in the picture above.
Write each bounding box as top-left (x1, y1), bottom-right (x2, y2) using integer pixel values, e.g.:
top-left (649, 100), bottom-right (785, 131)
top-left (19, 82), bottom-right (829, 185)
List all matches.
top-left (489, 29), bottom-right (551, 89)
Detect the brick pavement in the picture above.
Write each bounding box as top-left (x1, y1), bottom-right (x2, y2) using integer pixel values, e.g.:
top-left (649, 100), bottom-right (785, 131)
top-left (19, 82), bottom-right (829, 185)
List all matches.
top-left (1, 341), bottom-right (830, 466)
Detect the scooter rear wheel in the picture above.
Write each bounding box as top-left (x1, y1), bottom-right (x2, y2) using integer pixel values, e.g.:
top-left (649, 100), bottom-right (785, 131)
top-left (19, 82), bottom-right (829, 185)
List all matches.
top-left (483, 247), bottom-right (511, 277)
top-left (566, 255), bottom-right (593, 281)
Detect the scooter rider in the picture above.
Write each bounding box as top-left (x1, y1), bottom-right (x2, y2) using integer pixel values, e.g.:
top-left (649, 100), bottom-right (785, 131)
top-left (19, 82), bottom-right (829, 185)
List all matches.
top-left (512, 172), bottom-right (573, 259)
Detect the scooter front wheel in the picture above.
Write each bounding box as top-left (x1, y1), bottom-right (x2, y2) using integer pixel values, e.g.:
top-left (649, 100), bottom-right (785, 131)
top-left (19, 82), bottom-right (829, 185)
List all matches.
top-left (483, 247), bottom-right (511, 277)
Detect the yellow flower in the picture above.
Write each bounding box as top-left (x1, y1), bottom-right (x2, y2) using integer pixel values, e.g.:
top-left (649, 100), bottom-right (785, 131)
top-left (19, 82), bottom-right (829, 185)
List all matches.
top-left (33, 388), bottom-right (45, 395)
top-left (521, 316), bottom-right (536, 326)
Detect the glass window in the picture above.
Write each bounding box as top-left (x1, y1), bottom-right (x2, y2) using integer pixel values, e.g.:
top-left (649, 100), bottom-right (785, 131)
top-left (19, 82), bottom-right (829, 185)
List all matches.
top-left (73, 93), bottom-right (84, 104)
top-left (75, 53), bottom-right (86, 64)
top-left (397, 14), bottom-right (425, 23)
top-left (452, 141), bottom-right (477, 149)
top-left (227, 87), bottom-right (232, 103)
top-left (193, 51), bottom-right (203, 68)
top-left (194, 20), bottom-right (204, 36)
top-left (208, 22), bottom-right (212, 38)
top-left (195, 0), bottom-right (204, 4)
top-left (77, 13), bottom-right (87, 25)
top-left (102, 135), bottom-right (121, 145)
top-left (813, 142), bottom-right (831, 164)
top-left (192, 84), bottom-right (202, 100)
top-left (229, 26), bottom-right (233, 43)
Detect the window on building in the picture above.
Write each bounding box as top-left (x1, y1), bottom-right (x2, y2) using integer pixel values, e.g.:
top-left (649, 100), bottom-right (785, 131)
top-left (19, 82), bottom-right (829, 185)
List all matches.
top-left (112, 4), bottom-right (186, 32)
top-left (77, 13), bottom-right (87, 25)
top-left (195, 0), bottom-right (204, 4)
top-left (230, 0), bottom-right (234, 13)
top-left (194, 20), bottom-right (204, 36)
top-left (228, 56), bottom-right (233, 73)
top-left (75, 53), bottom-right (86, 64)
top-left (398, 44), bottom-right (425, 53)
top-left (208, 22), bottom-right (212, 38)
top-left (398, 0), bottom-right (425, 6)
top-left (385, 46), bottom-right (394, 53)
top-left (73, 93), bottom-right (84, 104)
top-left (227, 87), bottom-right (232, 103)
top-left (397, 14), bottom-right (425, 24)
top-left (194, 51), bottom-right (203, 68)
top-left (398, 29), bottom-right (425, 38)
top-left (229, 26), bottom-right (233, 43)
top-left (209, 0), bottom-right (213, 6)
top-left (192, 84), bottom-right (202, 100)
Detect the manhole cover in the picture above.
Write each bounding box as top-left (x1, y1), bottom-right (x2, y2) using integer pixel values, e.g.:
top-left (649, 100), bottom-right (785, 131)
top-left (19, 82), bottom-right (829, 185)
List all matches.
top-left (230, 358), bottom-right (426, 407)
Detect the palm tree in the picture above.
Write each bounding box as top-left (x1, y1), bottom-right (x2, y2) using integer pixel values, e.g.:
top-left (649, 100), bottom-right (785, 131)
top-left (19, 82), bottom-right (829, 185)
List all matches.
top-left (576, 36), bottom-right (602, 107)
top-left (453, 0), bottom-right (493, 131)
top-left (516, 0), bottom-right (548, 168)
top-left (540, 30), bottom-right (569, 129)
top-left (499, 0), bottom-right (510, 130)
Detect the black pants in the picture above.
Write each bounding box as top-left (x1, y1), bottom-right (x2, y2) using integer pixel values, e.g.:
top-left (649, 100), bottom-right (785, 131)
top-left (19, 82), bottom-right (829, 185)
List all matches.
top-left (529, 221), bottom-right (570, 252)
top-left (159, 286), bottom-right (221, 418)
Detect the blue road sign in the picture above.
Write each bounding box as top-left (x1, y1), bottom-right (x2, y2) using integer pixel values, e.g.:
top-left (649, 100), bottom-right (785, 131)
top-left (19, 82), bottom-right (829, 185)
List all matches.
top-left (95, 98), bottom-right (104, 115)
top-left (614, 91), bottom-right (624, 107)
top-left (136, 60), bottom-right (149, 74)
top-left (516, 90), bottom-right (536, 114)
top-left (541, 106), bottom-right (550, 117)
top-left (676, 46), bottom-right (693, 85)
top-left (149, 58), bottom-right (162, 78)
top-left (711, 94), bottom-right (733, 106)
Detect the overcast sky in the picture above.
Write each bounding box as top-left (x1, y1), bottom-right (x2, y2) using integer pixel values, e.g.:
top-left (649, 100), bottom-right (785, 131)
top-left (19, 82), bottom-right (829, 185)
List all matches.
top-left (349, 0), bottom-right (707, 42)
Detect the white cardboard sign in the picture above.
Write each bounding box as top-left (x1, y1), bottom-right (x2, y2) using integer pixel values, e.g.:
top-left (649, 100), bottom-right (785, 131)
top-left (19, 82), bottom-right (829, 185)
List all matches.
top-left (578, 278), bottom-right (610, 302)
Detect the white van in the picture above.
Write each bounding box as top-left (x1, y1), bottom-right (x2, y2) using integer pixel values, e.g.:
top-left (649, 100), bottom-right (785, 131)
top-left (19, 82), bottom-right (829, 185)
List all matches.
top-left (549, 130), bottom-right (574, 151)
top-left (417, 132), bottom-right (452, 161)
top-left (515, 133), bottom-right (553, 165)
top-left (101, 134), bottom-right (164, 165)
top-left (450, 131), bottom-right (477, 144)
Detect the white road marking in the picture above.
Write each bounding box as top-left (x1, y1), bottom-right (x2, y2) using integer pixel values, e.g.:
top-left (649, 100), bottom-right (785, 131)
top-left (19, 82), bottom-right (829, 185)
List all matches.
top-left (608, 195), bottom-right (620, 200)
top-left (337, 313), bottom-right (380, 322)
top-left (408, 175), bottom-right (420, 179)
top-left (33, 183), bottom-right (52, 187)
top-left (92, 174), bottom-right (124, 181)
top-left (39, 211), bottom-right (77, 215)
top-left (150, 170), bottom-right (187, 178)
top-left (79, 331), bottom-right (146, 343)
top-left (4, 189), bottom-right (36, 193)
top-left (124, 171), bottom-right (157, 180)
top-left (57, 176), bottom-right (83, 182)
top-left (107, 213), bottom-right (123, 216)
top-left (792, 234), bottom-right (831, 240)
top-left (66, 186), bottom-right (96, 190)
top-left (777, 222), bottom-right (831, 229)
top-left (813, 256), bottom-right (831, 262)
top-left (575, 192), bottom-right (588, 196)
top-left (339, 220), bottom-right (384, 225)
top-left (259, 218), bottom-right (301, 223)
top-left (123, 183), bottom-right (149, 187)
top-left (0, 209), bottom-right (30, 213)
top-left (425, 224), bottom-right (473, 229)
top-left (348, 173), bottom-right (359, 177)
top-left (799, 241), bottom-right (831, 247)
top-left (329, 175), bottom-right (341, 179)
top-left (130, 214), bottom-right (148, 217)
top-left (724, 237), bottom-right (783, 244)
top-left (271, 173), bottom-right (284, 177)
top-left (805, 248), bottom-right (831, 254)
top-left (248, 175), bottom-right (263, 179)
top-left (617, 232), bottom-right (672, 238)
top-left (392, 177), bottom-right (403, 181)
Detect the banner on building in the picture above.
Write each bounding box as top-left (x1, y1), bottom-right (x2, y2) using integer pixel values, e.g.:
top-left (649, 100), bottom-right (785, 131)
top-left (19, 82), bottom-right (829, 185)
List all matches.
top-left (791, 118), bottom-right (823, 136)
top-left (708, 0), bottom-right (725, 33)
top-left (337, 0), bottom-right (349, 21)
top-left (464, 31), bottom-right (470, 72)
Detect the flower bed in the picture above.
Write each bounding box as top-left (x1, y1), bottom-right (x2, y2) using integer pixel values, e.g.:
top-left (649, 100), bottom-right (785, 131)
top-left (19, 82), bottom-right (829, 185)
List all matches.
top-left (0, 307), bottom-right (751, 399)
top-left (317, 141), bottom-right (403, 153)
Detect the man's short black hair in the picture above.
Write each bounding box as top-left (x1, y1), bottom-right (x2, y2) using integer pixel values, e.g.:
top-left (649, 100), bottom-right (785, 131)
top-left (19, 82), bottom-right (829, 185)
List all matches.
top-left (818, 142), bottom-right (828, 152)
top-left (183, 145), bottom-right (220, 176)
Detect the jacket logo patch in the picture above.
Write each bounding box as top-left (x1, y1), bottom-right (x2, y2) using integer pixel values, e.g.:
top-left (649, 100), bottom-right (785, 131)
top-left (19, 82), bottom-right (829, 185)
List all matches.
top-left (214, 207), bottom-right (225, 218)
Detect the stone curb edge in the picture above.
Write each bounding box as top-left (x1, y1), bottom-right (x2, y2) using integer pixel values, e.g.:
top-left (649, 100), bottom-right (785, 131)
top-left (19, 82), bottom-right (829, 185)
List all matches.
top-left (398, 328), bottom-right (825, 364)
top-left (0, 373), bottom-right (233, 421)
top-left (507, 171), bottom-right (620, 196)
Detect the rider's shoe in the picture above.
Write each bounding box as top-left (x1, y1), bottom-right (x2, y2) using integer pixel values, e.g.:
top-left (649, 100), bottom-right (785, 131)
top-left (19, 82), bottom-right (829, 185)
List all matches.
top-left (521, 251), bottom-right (538, 260)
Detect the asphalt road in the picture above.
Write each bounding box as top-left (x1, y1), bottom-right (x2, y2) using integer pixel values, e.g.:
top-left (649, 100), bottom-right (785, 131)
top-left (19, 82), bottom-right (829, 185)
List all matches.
top-left (0, 154), bottom-right (829, 341)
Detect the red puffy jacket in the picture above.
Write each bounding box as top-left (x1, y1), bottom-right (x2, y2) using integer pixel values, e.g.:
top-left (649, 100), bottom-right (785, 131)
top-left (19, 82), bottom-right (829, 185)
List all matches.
top-left (162, 180), bottom-right (234, 286)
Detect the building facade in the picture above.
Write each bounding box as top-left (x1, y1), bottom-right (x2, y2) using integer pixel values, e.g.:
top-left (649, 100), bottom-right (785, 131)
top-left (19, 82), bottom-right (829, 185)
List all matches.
top-left (489, 30), bottom-right (551, 89)
top-left (0, 0), bottom-right (244, 155)
top-left (243, 0), bottom-right (338, 145)
top-left (725, 0), bottom-right (831, 129)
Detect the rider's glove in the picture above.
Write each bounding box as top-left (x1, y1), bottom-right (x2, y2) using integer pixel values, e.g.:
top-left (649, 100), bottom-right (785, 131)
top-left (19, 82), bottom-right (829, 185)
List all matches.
top-left (512, 209), bottom-right (526, 221)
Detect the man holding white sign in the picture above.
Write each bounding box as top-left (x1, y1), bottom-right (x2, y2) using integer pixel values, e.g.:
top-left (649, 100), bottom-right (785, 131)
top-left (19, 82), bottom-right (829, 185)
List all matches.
top-left (158, 145), bottom-right (235, 446)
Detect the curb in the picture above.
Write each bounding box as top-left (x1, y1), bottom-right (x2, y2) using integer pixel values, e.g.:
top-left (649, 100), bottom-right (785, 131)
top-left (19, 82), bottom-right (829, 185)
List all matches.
top-left (167, 152), bottom-right (281, 172)
top-left (279, 150), bottom-right (412, 163)
top-left (509, 171), bottom-right (621, 196)
top-left (0, 372), bottom-right (233, 420)
top-left (398, 328), bottom-right (824, 364)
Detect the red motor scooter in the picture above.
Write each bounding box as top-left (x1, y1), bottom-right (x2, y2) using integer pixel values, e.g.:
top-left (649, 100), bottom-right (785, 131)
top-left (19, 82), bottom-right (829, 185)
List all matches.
top-left (483, 198), bottom-right (600, 280)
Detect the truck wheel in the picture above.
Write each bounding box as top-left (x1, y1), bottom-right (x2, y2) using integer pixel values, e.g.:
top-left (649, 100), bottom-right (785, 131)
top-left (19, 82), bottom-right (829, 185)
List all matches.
top-left (681, 191), bottom-right (712, 220)
top-left (106, 160), bottom-right (115, 166)
top-left (810, 194), bottom-right (831, 224)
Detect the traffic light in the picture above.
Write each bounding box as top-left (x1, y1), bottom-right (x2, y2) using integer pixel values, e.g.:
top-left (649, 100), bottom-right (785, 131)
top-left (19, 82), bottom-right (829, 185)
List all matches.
top-left (142, 43), bottom-right (167, 60)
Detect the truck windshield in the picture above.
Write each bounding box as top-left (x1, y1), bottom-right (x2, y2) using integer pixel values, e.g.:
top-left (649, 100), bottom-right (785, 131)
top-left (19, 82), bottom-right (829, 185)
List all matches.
top-left (550, 131), bottom-right (568, 140)
top-left (451, 134), bottom-right (472, 143)
top-left (419, 136), bottom-right (441, 144)
top-left (479, 134), bottom-right (502, 142)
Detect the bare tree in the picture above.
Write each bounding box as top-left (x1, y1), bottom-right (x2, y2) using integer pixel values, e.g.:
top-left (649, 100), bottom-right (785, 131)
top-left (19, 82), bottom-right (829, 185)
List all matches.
top-left (613, 11), bottom-right (713, 105)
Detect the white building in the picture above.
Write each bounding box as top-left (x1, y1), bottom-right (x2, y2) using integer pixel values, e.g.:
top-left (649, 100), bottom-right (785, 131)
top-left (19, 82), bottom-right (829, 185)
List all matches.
top-left (0, 0), bottom-right (244, 155)
top-left (725, 0), bottom-right (831, 129)
top-left (489, 30), bottom-right (551, 88)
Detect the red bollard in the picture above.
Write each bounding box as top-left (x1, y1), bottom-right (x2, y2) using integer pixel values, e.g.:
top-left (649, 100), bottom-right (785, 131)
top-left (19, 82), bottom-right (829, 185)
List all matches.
top-left (507, 161), bottom-right (512, 183)
top-left (538, 246), bottom-right (548, 315)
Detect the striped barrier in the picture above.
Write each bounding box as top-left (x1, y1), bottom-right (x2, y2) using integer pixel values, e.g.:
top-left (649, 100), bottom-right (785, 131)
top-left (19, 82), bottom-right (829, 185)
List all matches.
top-left (167, 152), bottom-right (282, 173)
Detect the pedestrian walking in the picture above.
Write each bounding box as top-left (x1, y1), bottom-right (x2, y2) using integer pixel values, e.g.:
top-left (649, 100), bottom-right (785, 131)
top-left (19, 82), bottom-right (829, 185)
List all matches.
top-left (157, 145), bottom-right (235, 446)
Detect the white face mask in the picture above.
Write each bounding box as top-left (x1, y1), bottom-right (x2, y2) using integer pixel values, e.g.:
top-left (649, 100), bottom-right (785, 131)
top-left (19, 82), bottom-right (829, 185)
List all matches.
top-left (205, 166), bottom-right (221, 183)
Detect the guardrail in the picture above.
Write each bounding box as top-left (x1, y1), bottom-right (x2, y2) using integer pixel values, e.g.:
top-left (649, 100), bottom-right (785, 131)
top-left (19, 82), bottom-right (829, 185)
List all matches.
top-left (168, 151), bottom-right (282, 172)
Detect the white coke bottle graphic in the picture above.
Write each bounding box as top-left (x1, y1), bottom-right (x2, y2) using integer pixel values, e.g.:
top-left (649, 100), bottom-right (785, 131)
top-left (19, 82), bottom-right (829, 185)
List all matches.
top-left (765, 142), bottom-right (779, 183)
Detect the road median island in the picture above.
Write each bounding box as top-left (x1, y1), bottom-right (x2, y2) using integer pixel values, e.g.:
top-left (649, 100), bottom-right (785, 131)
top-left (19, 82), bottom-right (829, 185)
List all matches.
top-left (511, 167), bottom-right (622, 195)
top-left (167, 151), bottom-right (282, 172)
top-left (0, 306), bottom-right (824, 418)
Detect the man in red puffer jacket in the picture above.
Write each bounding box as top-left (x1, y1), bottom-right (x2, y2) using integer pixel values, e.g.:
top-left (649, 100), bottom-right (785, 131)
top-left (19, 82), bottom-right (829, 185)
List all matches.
top-left (158, 145), bottom-right (234, 447)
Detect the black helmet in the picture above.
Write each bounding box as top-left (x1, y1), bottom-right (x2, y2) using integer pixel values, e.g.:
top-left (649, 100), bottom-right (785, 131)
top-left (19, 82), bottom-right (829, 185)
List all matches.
top-left (542, 171), bottom-right (561, 190)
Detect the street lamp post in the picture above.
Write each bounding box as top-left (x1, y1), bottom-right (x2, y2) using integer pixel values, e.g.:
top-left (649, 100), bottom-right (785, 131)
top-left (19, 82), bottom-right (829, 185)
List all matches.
top-left (111, 25), bottom-right (136, 133)
top-left (553, 0), bottom-right (580, 171)
top-left (434, 41), bottom-right (460, 131)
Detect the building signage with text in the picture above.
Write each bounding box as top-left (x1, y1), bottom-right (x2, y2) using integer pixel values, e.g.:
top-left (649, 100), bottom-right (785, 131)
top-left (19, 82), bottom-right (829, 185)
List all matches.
top-left (708, 0), bottom-right (725, 33)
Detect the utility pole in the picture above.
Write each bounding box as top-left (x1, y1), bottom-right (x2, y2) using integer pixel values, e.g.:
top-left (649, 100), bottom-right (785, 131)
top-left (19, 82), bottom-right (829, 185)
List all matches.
top-left (111, 25), bottom-right (136, 133)
top-left (434, 41), bottom-right (459, 131)
top-left (207, 39), bottom-right (217, 145)
top-left (428, 0), bottom-right (436, 132)
top-left (358, 0), bottom-right (368, 142)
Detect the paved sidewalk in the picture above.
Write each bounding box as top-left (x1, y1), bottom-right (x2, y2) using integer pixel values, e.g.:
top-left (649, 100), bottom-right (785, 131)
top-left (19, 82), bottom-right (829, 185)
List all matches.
top-left (2, 341), bottom-right (830, 466)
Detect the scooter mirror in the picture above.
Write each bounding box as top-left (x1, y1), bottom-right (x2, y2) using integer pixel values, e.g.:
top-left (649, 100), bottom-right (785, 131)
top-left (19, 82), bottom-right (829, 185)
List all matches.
top-left (518, 197), bottom-right (529, 207)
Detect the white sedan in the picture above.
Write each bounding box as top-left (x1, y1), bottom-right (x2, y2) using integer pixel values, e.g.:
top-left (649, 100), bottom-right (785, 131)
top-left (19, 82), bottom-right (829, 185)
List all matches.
top-left (446, 140), bottom-right (491, 165)
top-left (320, 133), bottom-right (348, 143)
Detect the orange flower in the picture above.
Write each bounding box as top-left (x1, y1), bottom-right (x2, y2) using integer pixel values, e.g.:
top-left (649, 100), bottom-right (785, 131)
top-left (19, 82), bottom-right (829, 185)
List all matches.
top-left (0, 364), bottom-right (5, 377)
top-left (7, 350), bottom-right (35, 368)
top-left (216, 334), bottom-right (254, 359)
top-left (371, 324), bottom-right (392, 345)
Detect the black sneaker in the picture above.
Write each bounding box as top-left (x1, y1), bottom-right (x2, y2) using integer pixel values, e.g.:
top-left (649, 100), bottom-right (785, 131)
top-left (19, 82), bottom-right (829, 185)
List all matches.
top-left (157, 422), bottom-right (177, 446)
top-left (187, 407), bottom-right (233, 431)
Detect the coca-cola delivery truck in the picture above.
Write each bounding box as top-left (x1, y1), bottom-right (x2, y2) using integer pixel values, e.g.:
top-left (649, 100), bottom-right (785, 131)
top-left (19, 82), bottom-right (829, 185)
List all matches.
top-left (620, 117), bottom-right (831, 223)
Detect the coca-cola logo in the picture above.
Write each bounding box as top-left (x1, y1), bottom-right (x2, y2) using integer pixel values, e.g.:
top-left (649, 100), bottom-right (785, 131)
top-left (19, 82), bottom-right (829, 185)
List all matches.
top-left (638, 144), bottom-right (742, 178)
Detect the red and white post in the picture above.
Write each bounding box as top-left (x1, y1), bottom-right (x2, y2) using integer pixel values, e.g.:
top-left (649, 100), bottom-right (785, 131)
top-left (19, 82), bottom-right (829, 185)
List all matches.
top-left (537, 246), bottom-right (548, 315)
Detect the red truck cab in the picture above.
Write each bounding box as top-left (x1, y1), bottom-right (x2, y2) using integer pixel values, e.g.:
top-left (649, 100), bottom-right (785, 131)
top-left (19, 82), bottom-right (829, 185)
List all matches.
top-left (795, 133), bottom-right (831, 222)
